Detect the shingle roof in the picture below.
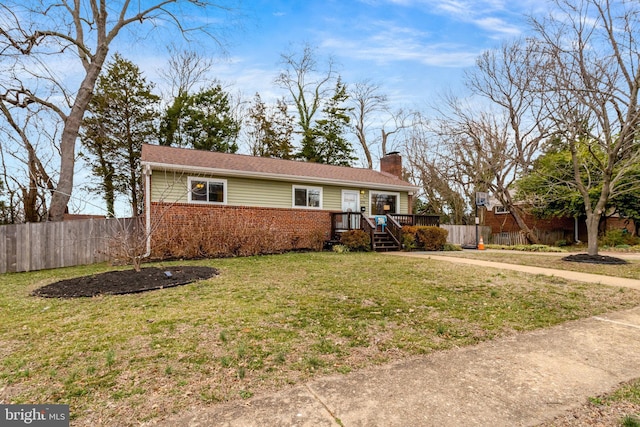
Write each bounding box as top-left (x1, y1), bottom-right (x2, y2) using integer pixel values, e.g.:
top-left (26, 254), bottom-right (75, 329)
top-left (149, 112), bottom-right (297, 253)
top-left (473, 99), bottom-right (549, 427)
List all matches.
top-left (141, 144), bottom-right (419, 191)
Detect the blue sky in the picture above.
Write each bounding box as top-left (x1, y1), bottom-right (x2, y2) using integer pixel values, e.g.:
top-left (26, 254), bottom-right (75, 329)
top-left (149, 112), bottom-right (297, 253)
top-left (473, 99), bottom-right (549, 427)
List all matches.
top-left (76, 0), bottom-right (547, 216)
top-left (121, 0), bottom-right (545, 108)
top-left (79, 0), bottom-right (547, 216)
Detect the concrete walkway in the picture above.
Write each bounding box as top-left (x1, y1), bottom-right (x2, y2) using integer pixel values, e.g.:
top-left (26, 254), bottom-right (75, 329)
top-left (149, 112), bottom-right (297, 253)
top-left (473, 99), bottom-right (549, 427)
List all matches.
top-left (388, 251), bottom-right (640, 291)
top-left (149, 253), bottom-right (640, 427)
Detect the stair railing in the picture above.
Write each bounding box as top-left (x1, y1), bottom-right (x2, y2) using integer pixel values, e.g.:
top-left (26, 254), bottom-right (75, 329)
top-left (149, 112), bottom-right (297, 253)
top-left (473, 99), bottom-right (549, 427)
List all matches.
top-left (360, 215), bottom-right (376, 250)
top-left (385, 214), bottom-right (402, 248)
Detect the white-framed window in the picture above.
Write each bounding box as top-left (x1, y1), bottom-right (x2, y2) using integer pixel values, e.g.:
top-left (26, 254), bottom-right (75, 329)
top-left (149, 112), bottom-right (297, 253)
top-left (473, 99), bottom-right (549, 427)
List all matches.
top-left (494, 205), bottom-right (509, 214)
top-left (188, 177), bottom-right (227, 204)
top-left (370, 191), bottom-right (399, 215)
top-left (293, 185), bottom-right (322, 209)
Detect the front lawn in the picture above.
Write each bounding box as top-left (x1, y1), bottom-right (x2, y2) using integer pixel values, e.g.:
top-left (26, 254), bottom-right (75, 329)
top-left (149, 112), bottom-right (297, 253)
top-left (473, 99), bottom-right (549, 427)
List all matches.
top-left (1, 252), bottom-right (639, 425)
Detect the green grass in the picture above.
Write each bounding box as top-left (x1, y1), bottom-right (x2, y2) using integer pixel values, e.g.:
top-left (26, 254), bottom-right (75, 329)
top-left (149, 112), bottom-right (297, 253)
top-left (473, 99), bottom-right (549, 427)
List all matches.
top-left (608, 379), bottom-right (640, 404)
top-left (438, 250), bottom-right (640, 280)
top-left (580, 378), bottom-right (640, 425)
top-left (2, 252), bottom-right (640, 425)
top-left (439, 248), bottom-right (640, 424)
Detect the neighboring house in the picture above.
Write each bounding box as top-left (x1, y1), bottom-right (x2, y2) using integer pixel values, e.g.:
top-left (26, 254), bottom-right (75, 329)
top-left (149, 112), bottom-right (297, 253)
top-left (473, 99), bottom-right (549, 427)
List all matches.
top-left (484, 202), bottom-right (577, 245)
top-left (485, 195), bottom-right (636, 245)
top-left (140, 144), bottom-right (423, 257)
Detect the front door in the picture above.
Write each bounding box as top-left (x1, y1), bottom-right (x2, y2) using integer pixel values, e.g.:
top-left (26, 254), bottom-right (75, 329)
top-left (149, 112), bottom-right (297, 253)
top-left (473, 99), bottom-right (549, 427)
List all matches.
top-left (342, 190), bottom-right (360, 229)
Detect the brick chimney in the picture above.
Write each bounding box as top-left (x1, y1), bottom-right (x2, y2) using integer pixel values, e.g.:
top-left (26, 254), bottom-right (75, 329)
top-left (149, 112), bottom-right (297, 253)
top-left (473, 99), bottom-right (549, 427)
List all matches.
top-left (380, 151), bottom-right (402, 179)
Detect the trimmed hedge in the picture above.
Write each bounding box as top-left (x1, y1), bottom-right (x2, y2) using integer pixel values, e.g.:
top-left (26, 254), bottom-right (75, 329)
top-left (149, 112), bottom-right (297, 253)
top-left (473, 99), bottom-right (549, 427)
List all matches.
top-left (340, 229), bottom-right (371, 251)
top-left (401, 226), bottom-right (448, 251)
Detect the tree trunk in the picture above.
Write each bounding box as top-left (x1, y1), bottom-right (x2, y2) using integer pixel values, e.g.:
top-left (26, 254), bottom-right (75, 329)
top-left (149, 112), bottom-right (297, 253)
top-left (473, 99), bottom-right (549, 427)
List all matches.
top-left (354, 115), bottom-right (373, 169)
top-left (48, 48), bottom-right (109, 221)
top-left (508, 205), bottom-right (541, 244)
top-left (497, 183), bottom-right (541, 244)
top-left (23, 150), bottom-right (40, 222)
top-left (104, 171), bottom-right (115, 218)
top-left (585, 211), bottom-right (601, 256)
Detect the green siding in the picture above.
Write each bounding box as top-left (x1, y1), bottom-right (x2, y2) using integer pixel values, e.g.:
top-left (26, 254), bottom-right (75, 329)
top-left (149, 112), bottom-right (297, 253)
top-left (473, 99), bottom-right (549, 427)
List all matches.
top-left (150, 170), bottom-right (410, 213)
top-left (228, 177), bottom-right (291, 207)
top-left (151, 171), bottom-right (189, 203)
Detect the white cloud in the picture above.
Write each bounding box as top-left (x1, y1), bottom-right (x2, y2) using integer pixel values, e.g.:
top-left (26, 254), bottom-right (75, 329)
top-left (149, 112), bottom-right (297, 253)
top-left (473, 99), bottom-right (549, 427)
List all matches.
top-left (320, 20), bottom-right (480, 68)
top-left (370, 0), bottom-right (527, 40)
top-left (474, 17), bottom-right (522, 38)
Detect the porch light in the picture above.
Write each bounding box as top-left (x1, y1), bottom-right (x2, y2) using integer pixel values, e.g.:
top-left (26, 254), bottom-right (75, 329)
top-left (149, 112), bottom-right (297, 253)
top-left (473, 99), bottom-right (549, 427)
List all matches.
top-left (360, 190), bottom-right (365, 194)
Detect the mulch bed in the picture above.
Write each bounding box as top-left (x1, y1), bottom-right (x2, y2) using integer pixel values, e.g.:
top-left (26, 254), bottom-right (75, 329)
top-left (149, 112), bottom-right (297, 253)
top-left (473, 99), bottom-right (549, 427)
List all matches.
top-left (562, 253), bottom-right (629, 265)
top-left (32, 266), bottom-right (219, 298)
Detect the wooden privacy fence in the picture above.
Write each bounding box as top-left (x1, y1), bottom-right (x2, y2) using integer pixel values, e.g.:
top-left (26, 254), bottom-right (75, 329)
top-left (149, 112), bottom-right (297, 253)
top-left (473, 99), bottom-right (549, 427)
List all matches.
top-left (0, 217), bottom-right (141, 274)
top-left (440, 225), bottom-right (491, 247)
top-left (490, 229), bottom-right (568, 246)
top-left (490, 231), bottom-right (528, 246)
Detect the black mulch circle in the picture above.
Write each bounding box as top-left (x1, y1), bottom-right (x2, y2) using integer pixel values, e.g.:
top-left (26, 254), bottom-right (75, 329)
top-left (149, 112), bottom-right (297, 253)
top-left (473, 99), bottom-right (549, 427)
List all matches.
top-left (32, 266), bottom-right (219, 298)
top-left (561, 253), bottom-right (628, 265)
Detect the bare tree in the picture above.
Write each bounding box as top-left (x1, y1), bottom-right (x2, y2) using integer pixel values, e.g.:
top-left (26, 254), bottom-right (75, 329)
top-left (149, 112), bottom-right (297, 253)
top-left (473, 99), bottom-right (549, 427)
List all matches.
top-left (530, 0), bottom-right (640, 255)
top-left (349, 80), bottom-right (388, 169)
top-left (0, 103), bottom-right (56, 222)
top-left (431, 39), bottom-right (551, 241)
top-left (160, 45), bottom-right (214, 98)
top-left (381, 108), bottom-right (418, 157)
top-left (275, 43), bottom-right (337, 157)
top-left (405, 119), bottom-right (469, 223)
top-left (0, 1), bottom-right (234, 221)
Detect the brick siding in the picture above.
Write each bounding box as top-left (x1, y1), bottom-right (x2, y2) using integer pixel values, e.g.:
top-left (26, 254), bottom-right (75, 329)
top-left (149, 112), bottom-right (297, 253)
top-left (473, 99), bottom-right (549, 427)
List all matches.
top-left (484, 208), bottom-right (575, 234)
top-left (149, 203), bottom-right (332, 259)
top-left (484, 207), bottom-right (636, 242)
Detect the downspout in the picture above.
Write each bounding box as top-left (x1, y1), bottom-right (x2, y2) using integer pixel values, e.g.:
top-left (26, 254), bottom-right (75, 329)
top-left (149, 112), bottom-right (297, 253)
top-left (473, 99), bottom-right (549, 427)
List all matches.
top-left (143, 164), bottom-right (152, 258)
top-left (574, 216), bottom-right (581, 244)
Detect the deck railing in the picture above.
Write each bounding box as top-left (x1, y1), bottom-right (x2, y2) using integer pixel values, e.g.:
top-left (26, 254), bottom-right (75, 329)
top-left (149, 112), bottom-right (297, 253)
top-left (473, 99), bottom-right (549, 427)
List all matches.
top-left (390, 214), bottom-right (440, 227)
top-left (330, 212), bottom-right (362, 236)
top-left (330, 212), bottom-right (440, 250)
top-left (331, 213), bottom-right (441, 238)
top-left (330, 212), bottom-right (375, 248)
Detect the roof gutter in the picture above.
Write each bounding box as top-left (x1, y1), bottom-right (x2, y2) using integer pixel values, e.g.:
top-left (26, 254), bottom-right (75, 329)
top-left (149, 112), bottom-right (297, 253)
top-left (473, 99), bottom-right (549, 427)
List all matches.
top-left (140, 161), bottom-right (422, 194)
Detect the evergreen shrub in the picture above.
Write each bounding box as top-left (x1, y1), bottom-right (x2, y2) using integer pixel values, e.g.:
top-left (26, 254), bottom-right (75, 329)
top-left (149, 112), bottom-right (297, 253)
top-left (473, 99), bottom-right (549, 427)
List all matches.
top-left (339, 230), bottom-right (371, 251)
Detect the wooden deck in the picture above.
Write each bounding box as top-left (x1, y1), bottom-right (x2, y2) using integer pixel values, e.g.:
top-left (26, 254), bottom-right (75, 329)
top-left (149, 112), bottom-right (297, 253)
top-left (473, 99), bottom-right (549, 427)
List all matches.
top-left (330, 213), bottom-right (440, 252)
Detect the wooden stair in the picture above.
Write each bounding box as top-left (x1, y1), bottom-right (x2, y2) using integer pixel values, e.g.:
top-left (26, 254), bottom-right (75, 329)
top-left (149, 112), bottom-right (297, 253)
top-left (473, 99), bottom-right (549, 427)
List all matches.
top-left (373, 231), bottom-right (400, 251)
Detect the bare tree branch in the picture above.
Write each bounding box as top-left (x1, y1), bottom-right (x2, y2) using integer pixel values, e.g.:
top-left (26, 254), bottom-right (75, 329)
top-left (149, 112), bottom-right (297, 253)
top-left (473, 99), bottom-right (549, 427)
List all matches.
top-left (0, 0), bottom-right (236, 221)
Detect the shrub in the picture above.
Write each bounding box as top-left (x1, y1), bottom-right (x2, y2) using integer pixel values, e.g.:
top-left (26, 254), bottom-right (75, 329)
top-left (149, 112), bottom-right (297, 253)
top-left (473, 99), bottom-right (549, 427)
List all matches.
top-left (554, 239), bottom-right (568, 247)
top-left (332, 244), bottom-right (350, 254)
top-left (401, 226), bottom-right (418, 251)
top-left (600, 228), bottom-right (639, 247)
top-left (339, 230), bottom-right (371, 251)
top-left (600, 229), bottom-right (626, 247)
top-left (152, 210), bottom-right (325, 259)
top-left (415, 226), bottom-right (448, 251)
top-left (485, 244), bottom-right (565, 253)
top-left (401, 226), bottom-right (448, 251)
top-left (443, 243), bottom-right (463, 251)
top-left (307, 229), bottom-right (327, 251)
